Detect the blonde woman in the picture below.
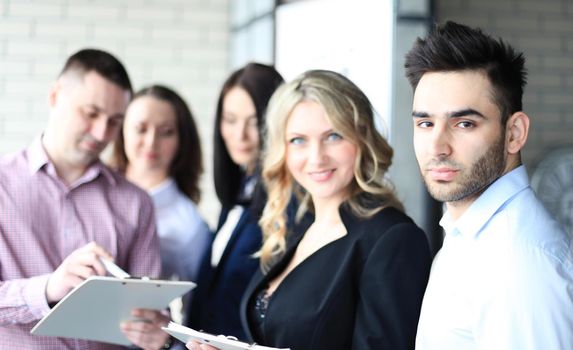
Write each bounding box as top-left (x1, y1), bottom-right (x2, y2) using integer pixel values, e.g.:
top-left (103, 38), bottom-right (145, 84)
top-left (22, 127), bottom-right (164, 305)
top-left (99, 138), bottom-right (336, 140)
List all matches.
top-left (188, 70), bottom-right (431, 350)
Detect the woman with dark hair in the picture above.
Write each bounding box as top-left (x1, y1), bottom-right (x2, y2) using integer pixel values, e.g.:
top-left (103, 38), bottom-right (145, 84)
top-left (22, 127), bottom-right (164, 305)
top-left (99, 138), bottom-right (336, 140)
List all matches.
top-left (112, 84), bottom-right (210, 282)
top-left (185, 63), bottom-right (284, 341)
top-left (110, 85), bottom-right (211, 349)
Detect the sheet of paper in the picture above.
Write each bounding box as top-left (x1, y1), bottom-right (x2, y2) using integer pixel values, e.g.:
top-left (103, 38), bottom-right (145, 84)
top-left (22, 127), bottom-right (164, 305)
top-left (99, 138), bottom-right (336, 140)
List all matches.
top-left (162, 322), bottom-right (290, 350)
top-left (99, 257), bottom-right (131, 279)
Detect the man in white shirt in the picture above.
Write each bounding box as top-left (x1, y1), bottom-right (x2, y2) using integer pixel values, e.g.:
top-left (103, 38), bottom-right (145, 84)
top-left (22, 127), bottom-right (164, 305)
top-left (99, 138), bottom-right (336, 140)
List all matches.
top-left (405, 21), bottom-right (573, 349)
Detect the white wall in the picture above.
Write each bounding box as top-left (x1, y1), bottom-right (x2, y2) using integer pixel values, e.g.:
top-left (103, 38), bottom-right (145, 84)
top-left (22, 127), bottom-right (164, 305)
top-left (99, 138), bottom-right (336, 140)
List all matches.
top-left (0, 0), bottom-right (230, 227)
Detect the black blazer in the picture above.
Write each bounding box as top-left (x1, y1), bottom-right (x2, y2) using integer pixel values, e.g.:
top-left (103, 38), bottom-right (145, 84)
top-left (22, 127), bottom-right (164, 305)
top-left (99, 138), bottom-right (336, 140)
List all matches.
top-left (240, 205), bottom-right (431, 350)
top-left (186, 205), bottom-right (262, 339)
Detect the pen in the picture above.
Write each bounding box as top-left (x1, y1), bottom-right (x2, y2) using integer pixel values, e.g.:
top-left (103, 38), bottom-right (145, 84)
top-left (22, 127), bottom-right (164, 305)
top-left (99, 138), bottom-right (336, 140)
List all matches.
top-left (99, 257), bottom-right (131, 279)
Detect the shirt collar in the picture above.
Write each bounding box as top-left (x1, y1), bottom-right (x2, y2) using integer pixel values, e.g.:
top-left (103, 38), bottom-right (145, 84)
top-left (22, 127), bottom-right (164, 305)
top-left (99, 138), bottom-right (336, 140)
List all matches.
top-left (82, 161), bottom-right (117, 186)
top-left (149, 177), bottom-right (179, 208)
top-left (26, 135), bottom-right (117, 187)
top-left (27, 136), bottom-right (50, 173)
top-left (441, 165), bottom-right (530, 239)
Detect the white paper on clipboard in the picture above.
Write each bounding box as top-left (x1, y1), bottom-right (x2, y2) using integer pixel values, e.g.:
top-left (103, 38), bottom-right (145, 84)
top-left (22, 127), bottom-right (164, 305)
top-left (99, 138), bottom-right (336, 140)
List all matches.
top-left (31, 276), bottom-right (195, 346)
top-left (162, 322), bottom-right (290, 350)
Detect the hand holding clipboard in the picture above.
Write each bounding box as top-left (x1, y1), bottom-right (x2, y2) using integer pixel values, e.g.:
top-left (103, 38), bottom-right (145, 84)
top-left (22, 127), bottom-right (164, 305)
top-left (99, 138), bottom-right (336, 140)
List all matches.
top-left (32, 275), bottom-right (194, 346)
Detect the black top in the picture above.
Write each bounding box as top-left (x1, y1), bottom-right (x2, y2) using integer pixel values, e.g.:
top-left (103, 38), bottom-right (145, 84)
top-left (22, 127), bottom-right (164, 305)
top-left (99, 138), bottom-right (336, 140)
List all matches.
top-left (240, 205), bottom-right (432, 350)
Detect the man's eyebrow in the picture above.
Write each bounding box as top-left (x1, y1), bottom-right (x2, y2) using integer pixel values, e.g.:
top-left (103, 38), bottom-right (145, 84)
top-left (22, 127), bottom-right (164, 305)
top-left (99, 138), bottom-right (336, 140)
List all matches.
top-left (82, 103), bottom-right (102, 111)
top-left (82, 104), bottom-right (125, 119)
top-left (448, 108), bottom-right (485, 119)
top-left (412, 108), bottom-right (486, 119)
top-left (412, 111), bottom-right (429, 118)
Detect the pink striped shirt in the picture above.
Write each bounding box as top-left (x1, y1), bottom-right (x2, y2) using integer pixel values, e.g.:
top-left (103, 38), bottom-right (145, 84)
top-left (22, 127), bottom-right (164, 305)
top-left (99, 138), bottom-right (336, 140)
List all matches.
top-left (0, 137), bottom-right (161, 349)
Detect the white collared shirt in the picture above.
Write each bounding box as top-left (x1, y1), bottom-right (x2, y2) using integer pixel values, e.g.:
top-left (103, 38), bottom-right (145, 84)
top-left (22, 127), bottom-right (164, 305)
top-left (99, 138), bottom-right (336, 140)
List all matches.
top-left (416, 166), bottom-right (573, 350)
top-left (211, 204), bottom-right (244, 267)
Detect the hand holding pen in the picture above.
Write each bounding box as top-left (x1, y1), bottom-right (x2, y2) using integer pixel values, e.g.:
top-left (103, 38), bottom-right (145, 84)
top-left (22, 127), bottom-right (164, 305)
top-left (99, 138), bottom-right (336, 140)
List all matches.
top-left (45, 241), bottom-right (115, 303)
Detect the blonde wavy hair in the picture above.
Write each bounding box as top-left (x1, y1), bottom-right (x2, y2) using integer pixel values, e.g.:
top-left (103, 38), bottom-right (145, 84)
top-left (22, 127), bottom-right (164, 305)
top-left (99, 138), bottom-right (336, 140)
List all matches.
top-left (258, 70), bottom-right (403, 271)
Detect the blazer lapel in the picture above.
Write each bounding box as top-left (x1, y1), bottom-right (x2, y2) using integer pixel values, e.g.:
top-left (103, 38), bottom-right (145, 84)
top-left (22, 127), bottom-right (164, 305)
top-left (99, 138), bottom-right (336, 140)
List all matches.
top-left (208, 207), bottom-right (251, 286)
top-left (240, 216), bottom-right (311, 341)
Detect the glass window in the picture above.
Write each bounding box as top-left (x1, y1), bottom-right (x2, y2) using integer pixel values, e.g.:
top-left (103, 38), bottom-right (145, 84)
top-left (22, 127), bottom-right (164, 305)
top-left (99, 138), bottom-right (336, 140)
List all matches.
top-left (229, 0), bottom-right (275, 68)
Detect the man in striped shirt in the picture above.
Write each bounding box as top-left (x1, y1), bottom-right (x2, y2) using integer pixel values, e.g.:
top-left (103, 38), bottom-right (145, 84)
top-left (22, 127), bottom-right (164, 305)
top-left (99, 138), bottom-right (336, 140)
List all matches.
top-left (0, 49), bottom-right (167, 349)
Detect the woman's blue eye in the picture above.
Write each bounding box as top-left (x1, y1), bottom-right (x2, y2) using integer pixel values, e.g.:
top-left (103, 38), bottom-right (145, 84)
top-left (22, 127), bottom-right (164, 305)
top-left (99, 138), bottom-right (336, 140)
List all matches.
top-left (326, 132), bottom-right (342, 141)
top-left (289, 137), bottom-right (304, 145)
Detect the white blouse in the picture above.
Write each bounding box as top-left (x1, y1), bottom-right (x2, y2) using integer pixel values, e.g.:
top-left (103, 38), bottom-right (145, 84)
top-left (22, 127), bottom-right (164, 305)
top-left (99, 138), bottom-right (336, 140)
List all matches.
top-left (211, 205), bottom-right (244, 267)
top-left (210, 175), bottom-right (258, 267)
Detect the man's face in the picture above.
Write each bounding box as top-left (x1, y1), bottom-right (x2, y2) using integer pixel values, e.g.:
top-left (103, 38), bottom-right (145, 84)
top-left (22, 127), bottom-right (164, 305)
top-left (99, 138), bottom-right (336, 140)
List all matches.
top-left (412, 71), bottom-right (508, 209)
top-left (48, 71), bottom-right (131, 169)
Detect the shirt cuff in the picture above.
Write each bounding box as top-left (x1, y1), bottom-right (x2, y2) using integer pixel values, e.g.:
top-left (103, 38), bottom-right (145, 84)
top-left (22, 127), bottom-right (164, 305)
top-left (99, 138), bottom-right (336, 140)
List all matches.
top-left (23, 274), bottom-right (51, 320)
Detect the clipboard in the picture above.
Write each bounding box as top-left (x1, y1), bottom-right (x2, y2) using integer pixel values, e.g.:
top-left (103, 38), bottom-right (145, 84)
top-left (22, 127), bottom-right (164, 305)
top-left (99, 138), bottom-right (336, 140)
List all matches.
top-left (162, 322), bottom-right (290, 350)
top-left (31, 276), bottom-right (195, 346)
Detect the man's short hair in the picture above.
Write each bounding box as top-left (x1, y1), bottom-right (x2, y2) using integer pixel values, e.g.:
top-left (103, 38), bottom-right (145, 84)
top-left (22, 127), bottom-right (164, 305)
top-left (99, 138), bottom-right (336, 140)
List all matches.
top-left (404, 21), bottom-right (526, 124)
top-left (59, 48), bottom-right (132, 94)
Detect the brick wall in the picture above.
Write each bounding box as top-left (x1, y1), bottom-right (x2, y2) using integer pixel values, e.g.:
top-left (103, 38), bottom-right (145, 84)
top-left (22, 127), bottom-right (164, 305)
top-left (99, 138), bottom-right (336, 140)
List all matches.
top-left (0, 0), bottom-right (230, 226)
top-left (436, 0), bottom-right (573, 171)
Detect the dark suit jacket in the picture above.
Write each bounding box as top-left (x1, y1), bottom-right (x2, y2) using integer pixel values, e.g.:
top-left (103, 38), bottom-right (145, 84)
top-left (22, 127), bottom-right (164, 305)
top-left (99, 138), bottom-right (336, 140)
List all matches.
top-left (240, 205), bottom-right (431, 350)
top-left (186, 205), bottom-right (262, 340)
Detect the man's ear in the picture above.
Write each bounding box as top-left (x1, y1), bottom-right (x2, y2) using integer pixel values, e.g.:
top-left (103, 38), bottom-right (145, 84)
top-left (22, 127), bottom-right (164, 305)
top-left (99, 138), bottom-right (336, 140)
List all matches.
top-left (48, 80), bottom-right (63, 108)
top-left (505, 111), bottom-right (529, 154)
